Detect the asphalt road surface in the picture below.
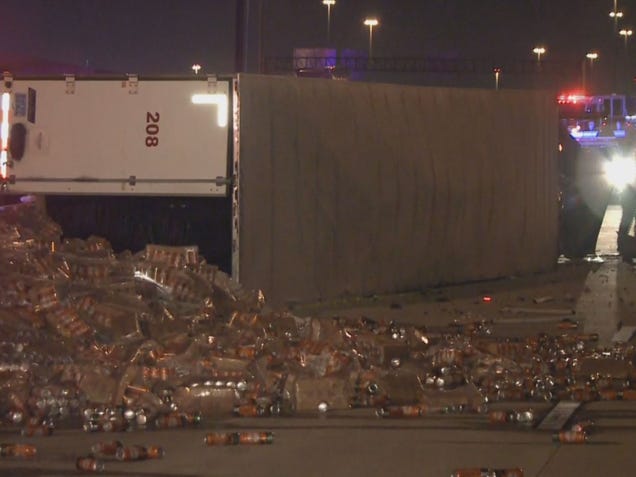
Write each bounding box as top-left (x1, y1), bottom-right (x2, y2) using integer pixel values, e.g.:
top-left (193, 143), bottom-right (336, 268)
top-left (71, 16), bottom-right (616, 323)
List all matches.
top-left (1, 206), bottom-right (635, 477)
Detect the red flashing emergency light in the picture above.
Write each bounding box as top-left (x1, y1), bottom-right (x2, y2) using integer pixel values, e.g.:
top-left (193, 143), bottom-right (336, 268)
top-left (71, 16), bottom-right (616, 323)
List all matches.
top-left (557, 92), bottom-right (587, 104)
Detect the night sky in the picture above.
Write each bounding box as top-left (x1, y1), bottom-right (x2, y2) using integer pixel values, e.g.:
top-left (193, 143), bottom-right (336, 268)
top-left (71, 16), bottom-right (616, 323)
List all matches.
top-left (2, 1), bottom-right (636, 90)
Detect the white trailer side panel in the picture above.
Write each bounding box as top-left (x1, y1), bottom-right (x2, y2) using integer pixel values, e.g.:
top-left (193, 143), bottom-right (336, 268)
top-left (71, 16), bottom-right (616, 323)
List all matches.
top-left (4, 77), bottom-right (231, 196)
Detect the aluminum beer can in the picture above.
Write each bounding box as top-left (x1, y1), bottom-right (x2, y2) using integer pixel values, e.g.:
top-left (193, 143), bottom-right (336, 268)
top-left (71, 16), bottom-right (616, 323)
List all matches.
top-left (76, 456), bottom-right (105, 472)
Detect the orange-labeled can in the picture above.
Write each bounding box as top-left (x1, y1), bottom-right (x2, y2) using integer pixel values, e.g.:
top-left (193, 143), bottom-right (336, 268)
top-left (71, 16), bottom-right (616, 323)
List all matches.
top-left (488, 410), bottom-right (511, 424)
top-left (236, 346), bottom-right (257, 359)
top-left (570, 420), bottom-right (594, 433)
top-left (145, 445), bottom-right (164, 459)
top-left (620, 389), bottom-right (636, 400)
top-left (0, 443), bottom-right (37, 458)
top-left (557, 319), bottom-right (578, 330)
top-left (553, 430), bottom-right (588, 444)
top-left (181, 412), bottom-right (202, 425)
top-left (570, 388), bottom-right (597, 402)
top-left (204, 433), bottom-right (235, 446)
top-left (233, 404), bottom-right (266, 417)
top-left (115, 445), bottom-right (148, 461)
top-left (203, 431), bottom-right (273, 445)
top-left (598, 388), bottom-right (619, 401)
top-left (154, 414), bottom-right (185, 429)
top-left (76, 456), bottom-right (105, 472)
top-left (574, 333), bottom-right (599, 342)
top-left (236, 432), bottom-right (273, 444)
top-left (101, 419), bottom-right (128, 433)
top-left (90, 440), bottom-right (123, 456)
top-left (378, 405), bottom-right (422, 418)
top-left (498, 388), bottom-right (526, 401)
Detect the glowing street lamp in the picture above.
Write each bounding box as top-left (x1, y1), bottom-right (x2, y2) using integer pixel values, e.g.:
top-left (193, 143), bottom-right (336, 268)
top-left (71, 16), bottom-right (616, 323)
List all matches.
top-left (322, 0), bottom-right (336, 44)
top-left (610, 0), bottom-right (624, 33)
top-left (582, 52), bottom-right (599, 92)
top-left (532, 46), bottom-right (546, 63)
top-left (493, 67), bottom-right (502, 91)
top-left (620, 28), bottom-right (633, 48)
top-left (191, 64), bottom-right (202, 75)
top-left (363, 18), bottom-right (379, 60)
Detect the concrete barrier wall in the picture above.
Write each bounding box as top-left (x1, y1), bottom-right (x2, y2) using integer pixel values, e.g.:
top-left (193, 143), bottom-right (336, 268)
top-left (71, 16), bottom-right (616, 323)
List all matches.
top-left (238, 74), bottom-right (559, 305)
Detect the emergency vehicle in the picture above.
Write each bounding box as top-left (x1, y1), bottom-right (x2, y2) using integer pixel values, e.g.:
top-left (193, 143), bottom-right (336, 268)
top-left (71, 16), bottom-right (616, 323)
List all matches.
top-left (558, 92), bottom-right (632, 147)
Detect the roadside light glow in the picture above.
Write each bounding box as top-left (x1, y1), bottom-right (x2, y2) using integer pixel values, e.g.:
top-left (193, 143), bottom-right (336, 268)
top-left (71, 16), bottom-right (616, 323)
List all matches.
top-left (604, 156), bottom-right (636, 190)
top-left (533, 46), bottom-right (546, 62)
top-left (363, 18), bottom-right (378, 26)
top-left (586, 52), bottom-right (599, 60)
top-left (191, 93), bottom-right (228, 127)
top-left (557, 93), bottom-right (587, 104)
top-left (0, 92), bottom-right (10, 178)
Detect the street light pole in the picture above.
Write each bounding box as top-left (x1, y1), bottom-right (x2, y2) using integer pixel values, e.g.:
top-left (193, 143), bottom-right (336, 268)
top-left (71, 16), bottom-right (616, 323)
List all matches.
top-left (322, 0), bottom-right (335, 44)
top-left (587, 52), bottom-right (599, 67)
top-left (619, 28), bottom-right (633, 92)
top-left (532, 46), bottom-right (546, 64)
top-left (363, 18), bottom-right (379, 60)
top-left (493, 67), bottom-right (502, 91)
top-left (532, 46), bottom-right (546, 81)
top-left (610, 0), bottom-right (624, 33)
top-left (620, 28), bottom-right (633, 49)
top-left (582, 52), bottom-right (598, 92)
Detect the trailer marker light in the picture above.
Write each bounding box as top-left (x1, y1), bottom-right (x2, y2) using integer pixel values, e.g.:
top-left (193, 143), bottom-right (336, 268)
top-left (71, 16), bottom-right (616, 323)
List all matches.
top-left (1, 92), bottom-right (10, 178)
top-left (191, 93), bottom-right (228, 127)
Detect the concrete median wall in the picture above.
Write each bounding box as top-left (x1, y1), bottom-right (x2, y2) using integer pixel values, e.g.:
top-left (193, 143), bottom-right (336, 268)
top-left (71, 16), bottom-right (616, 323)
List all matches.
top-left (237, 74), bottom-right (559, 305)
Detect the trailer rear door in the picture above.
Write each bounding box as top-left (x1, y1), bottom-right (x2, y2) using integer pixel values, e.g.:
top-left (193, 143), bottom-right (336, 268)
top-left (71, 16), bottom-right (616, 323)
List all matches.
top-left (2, 75), bottom-right (232, 196)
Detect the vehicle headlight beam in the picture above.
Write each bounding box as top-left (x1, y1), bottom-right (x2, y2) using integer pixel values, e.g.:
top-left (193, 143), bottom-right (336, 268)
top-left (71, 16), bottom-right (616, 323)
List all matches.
top-left (604, 155), bottom-right (636, 191)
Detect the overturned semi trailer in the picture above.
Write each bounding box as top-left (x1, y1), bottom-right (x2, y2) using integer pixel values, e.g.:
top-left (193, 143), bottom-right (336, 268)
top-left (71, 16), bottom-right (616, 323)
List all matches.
top-left (237, 75), bottom-right (559, 304)
top-left (0, 73), bottom-right (236, 273)
top-left (0, 73), bottom-right (559, 306)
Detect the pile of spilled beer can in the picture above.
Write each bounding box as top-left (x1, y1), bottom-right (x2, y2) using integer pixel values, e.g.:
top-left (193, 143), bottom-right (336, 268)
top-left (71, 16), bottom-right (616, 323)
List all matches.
top-left (0, 199), bottom-right (634, 474)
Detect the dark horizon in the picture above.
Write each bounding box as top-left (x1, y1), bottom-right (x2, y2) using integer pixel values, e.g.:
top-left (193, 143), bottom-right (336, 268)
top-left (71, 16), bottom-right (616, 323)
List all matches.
top-left (1, 1), bottom-right (635, 92)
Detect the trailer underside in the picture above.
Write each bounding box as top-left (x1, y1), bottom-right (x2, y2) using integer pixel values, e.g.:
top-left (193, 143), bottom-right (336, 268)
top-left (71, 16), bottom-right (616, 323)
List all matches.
top-left (44, 195), bottom-right (233, 273)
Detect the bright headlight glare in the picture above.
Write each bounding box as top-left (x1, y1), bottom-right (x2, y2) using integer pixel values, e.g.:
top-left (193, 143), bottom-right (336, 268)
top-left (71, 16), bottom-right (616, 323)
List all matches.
top-left (604, 155), bottom-right (636, 190)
